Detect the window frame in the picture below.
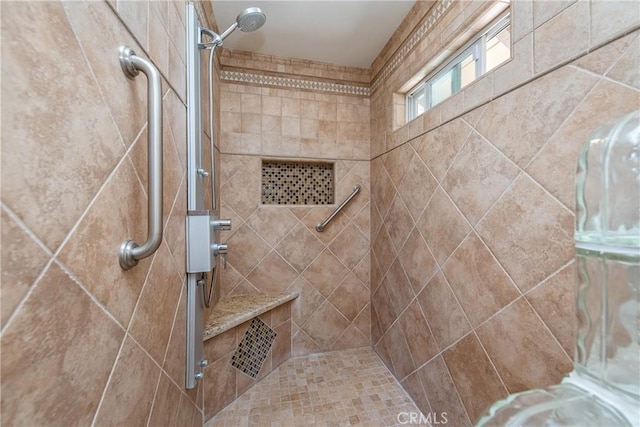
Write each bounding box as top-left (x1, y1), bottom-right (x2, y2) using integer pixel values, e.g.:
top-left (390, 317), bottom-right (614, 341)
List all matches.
top-left (406, 11), bottom-right (510, 121)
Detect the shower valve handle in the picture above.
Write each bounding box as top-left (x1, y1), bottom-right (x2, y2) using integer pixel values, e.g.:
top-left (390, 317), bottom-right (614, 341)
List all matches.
top-left (211, 218), bottom-right (231, 230)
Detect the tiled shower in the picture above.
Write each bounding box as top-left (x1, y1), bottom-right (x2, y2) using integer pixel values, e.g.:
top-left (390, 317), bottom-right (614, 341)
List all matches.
top-left (1, 1), bottom-right (638, 426)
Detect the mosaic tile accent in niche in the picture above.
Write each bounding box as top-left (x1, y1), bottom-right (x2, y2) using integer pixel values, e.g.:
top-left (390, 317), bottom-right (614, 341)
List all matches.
top-left (262, 160), bottom-right (334, 205)
top-left (230, 317), bottom-right (277, 378)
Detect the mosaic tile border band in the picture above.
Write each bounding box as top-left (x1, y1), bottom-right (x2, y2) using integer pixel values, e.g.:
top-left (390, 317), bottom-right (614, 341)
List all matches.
top-left (371, 0), bottom-right (453, 92)
top-left (221, 70), bottom-right (370, 96)
top-left (220, 0), bottom-right (453, 96)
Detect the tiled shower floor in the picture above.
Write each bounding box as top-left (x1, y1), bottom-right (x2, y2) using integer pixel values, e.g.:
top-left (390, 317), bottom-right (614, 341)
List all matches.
top-left (205, 347), bottom-right (422, 426)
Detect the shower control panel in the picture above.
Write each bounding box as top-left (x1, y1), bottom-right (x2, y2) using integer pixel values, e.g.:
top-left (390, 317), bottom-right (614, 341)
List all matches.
top-left (186, 210), bottom-right (231, 273)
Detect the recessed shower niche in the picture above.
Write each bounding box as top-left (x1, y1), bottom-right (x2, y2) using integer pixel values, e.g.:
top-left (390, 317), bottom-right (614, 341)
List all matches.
top-left (261, 160), bottom-right (335, 205)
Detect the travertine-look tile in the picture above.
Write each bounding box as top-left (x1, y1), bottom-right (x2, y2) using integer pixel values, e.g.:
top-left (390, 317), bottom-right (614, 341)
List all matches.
top-left (401, 371), bottom-right (431, 415)
top-left (477, 174), bottom-right (574, 292)
top-left (302, 249), bottom-right (349, 298)
top-left (590, 0), bottom-right (640, 47)
top-left (129, 242), bottom-right (182, 365)
top-left (384, 258), bottom-right (415, 318)
top-left (533, 0), bottom-right (590, 72)
top-left (58, 159), bottom-right (151, 327)
top-left (443, 333), bottom-right (508, 423)
top-left (149, 373), bottom-right (183, 426)
top-left (527, 78), bottom-right (640, 208)
top-left (443, 130), bottom-right (519, 225)
top-left (413, 119), bottom-right (472, 181)
top-left (533, 0), bottom-right (576, 28)
top-left (417, 272), bottom-right (471, 350)
top-left (475, 66), bottom-right (597, 168)
top-left (1, 262), bottom-right (124, 426)
top-left (328, 273), bottom-right (369, 322)
top-left (396, 153), bottom-right (438, 221)
top-left (383, 321), bottom-right (416, 380)
top-left (372, 283), bottom-right (397, 336)
top-left (63, 0), bottom-right (147, 146)
top-left (477, 298), bottom-right (572, 393)
top-left (399, 227), bottom-right (438, 295)
top-left (94, 336), bottom-right (160, 426)
top-left (163, 286), bottom-right (187, 386)
top-left (0, 209), bottom-right (50, 326)
top-left (399, 300), bottom-right (438, 368)
top-left (606, 35), bottom-right (640, 90)
top-left (287, 276), bottom-right (325, 327)
top-left (203, 354), bottom-right (236, 419)
top-left (1, 1), bottom-right (125, 251)
top-left (219, 166), bottom-right (259, 220)
top-left (246, 251), bottom-right (298, 293)
top-left (385, 195), bottom-right (414, 253)
top-left (226, 224), bottom-right (271, 276)
top-left (116, 0), bottom-right (149, 50)
top-left (276, 221), bottom-right (324, 273)
top-left (246, 207), bottom-right (298, 247)
top-left (494, 33), bottom-right (534, 95)
top-left (418, 356), bottom-right (472, 427)
top-left (417, 188), bottom-right (471, 266)
top-left (573, 31), bottom-right (637, 75)
top-left (301, 300), bottom-right (350, 350)
top-left (328, 222), bottom-right (369, 270)
top-left (442, 233), bottom-right (520, 327)
top-left (526, 263), bottom-right (576, 356)
top-left (383, 143), bottom-right (413, 187)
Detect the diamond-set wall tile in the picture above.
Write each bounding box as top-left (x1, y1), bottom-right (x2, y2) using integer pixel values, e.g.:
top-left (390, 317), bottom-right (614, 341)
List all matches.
top-left (276, 222), bottom-right (324, 273)
top-left (220, 151), bottom-right (371, 360)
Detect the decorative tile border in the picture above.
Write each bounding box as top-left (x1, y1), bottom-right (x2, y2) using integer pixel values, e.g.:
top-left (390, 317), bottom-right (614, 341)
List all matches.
top-left (221, 70), bottom-right (370, 96)
top-left (371, 0), bottom-right (453, 92)
top-left (220, 0), bottom-right (453, 96)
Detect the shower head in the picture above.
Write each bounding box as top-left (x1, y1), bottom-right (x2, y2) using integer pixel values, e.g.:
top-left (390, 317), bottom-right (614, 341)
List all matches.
top-left (219, 7), bottom-right (266, 40)
top-left (237, 7), bottom-right (266, 32)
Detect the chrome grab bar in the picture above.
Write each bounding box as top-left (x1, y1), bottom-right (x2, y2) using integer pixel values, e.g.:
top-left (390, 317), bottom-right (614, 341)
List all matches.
top-left (316, 185), bottom-right (361, 232)
top-left (118, 46), bottom-right (163, 270)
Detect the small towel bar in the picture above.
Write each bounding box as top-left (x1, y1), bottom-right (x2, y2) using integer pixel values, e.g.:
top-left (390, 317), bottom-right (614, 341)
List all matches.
top-left (316, 185), bottom-right (361, 232)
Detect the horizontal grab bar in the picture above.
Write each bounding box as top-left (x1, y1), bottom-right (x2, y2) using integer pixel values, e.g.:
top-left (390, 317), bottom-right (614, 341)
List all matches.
top-left (316, 185), bottom-right (361, 232)
top-left (118, 46), bottom-right (163, 270)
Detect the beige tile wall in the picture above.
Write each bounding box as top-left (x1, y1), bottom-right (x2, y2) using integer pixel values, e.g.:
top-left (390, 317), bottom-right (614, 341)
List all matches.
top-left (0, 1), bottom-right (213, 425)
top-left (216, 79), bottom-right (372, 359)
top-left (370, 0), bottom-right (640, 158)
top-left (369, 1), bottom-right (639, 423)
top-left (218, 152), bottom-right (371, 356)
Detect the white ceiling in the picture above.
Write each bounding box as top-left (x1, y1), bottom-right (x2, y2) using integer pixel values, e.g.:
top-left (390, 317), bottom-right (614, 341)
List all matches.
top-left (210, 1), bottom-right (416, 68)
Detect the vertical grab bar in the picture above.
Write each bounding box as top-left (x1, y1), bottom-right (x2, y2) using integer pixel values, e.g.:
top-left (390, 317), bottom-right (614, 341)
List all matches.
top-left (118, 46), bottom-right (163, 270)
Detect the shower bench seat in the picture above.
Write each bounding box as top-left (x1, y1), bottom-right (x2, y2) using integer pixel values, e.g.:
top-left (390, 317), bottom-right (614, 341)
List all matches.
top-left (201, 292), bottom-right (299, 418)
top-left (202, 292), bottom-right (298, 341)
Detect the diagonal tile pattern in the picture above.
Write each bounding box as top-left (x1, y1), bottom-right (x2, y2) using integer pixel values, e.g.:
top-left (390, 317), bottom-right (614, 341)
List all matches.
top-left (220, 142), bottom-right (371, 355)
top-left (370, 31), bottom-right (639, 425)
top-left (2, 1), bottom-right (205, 425)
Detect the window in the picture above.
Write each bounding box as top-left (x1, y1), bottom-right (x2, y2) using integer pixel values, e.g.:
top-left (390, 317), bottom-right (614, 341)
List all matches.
top-left (407, 12), bottom-right (510, 120)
